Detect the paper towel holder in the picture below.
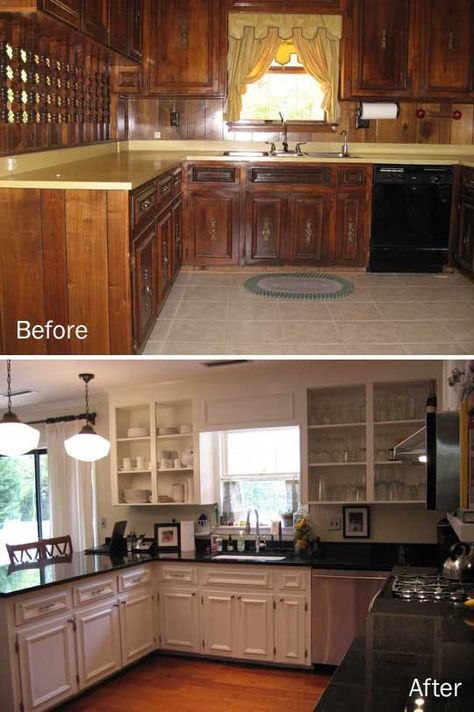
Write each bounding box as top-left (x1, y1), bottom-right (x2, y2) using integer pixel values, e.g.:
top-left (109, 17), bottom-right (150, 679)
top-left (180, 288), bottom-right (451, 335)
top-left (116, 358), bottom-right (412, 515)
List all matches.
top-left (355, 101), bottom-right (400, 129)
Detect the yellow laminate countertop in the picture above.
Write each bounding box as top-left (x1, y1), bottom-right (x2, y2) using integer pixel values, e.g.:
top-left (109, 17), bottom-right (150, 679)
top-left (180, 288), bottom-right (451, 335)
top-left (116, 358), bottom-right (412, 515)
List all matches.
top-left (0, 141), bottom-right (473, 190)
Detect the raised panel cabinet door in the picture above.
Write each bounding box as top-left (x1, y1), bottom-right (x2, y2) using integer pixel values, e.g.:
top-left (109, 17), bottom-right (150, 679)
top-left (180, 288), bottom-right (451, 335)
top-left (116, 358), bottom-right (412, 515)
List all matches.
top-left (132, 226), bottom-right (156, 353)
top-left (82, 0), bottom-right (109, 44)
top-left (156, 208), bottom-right (173, 303)
top-left (40, 0), bottom-right (82, 28)
top-left (119, 591), bottom-right (155, 665)
top-left (190, 191), bottom-right (240, 265)
top-left (236, 593), bottom-right (274, 662)
top-left (17, 616), bottom-right (78, 711)
top-left (75, 602), bottom-right (122, 689)
top-left (290, 193), bottom-right (331, 264)
top-left (349, 0), bottom-right (413, 96)
top-left (148, 0), bottom-right (224, 96)
top-left (201, 590), bottom-right (236, 657)
top-left (418, 0), bottom-right (474, 99)
top-left (108, 0), bottom-right (129, 55)
top-left (172, 197), bottom-right (183, 279)
top-left (458, 198), bottom-right (474, 272)
top-left (245, 194), bottom-right (287, 264)
top-left (275, 594), bottom-right (308, 666)
top-left (334, 192), bottom-right (368, 267)
top-left (159, 589), bottom-right (200, 653)
top-left (129, 0), bottom-right (143, 61)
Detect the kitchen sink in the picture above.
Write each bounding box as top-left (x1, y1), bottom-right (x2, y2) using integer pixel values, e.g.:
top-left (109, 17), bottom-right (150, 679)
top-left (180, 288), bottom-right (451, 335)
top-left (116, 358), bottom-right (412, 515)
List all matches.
top-left (221, 150), bottom-right (269, 157)
top-left (212, 554), bottom-right (287, 562)
top-left (303, 151), bottom-right (361, 159)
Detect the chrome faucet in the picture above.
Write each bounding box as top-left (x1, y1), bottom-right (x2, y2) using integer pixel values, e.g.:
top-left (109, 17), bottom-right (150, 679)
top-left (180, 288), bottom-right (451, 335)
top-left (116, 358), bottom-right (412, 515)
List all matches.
top-left (279, 111), bottom-right (289, 153)
top-left (245, 509), bottom-right (266, 552)
top-left (340, 129), bottom-right (350, 158)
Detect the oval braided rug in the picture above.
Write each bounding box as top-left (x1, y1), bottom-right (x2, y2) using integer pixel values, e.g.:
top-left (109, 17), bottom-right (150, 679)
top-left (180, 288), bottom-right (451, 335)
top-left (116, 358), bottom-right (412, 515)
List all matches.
top-left (244, 272), bottom-right (355, 300)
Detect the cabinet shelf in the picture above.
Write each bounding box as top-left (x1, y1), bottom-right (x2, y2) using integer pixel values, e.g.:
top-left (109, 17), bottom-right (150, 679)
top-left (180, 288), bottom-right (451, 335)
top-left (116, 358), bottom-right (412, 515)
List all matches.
top-left (308, 462), bottom-right (366, 467)
top-left (116, 436), bottom-right (150, 442)
top-left (157, 467), bottom-right (194, 472)
top-left (118, 469), bottom-right (152, 474)
top-left (374, 419), bottom-right (425, 426)
top-left (156, 432), bottom-right (193, 440)
top-left (308, 422), bottom-right (366, 430)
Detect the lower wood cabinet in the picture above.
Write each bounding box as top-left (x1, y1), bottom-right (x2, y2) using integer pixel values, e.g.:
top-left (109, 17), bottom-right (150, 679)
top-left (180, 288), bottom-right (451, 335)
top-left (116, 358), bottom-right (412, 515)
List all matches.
top-left (17, 615), bottom-right (78, 712)
top-left (290, 192), bottom-right (331, 264)
top-left (201, 590), bottom-right (236, 657)
top-left (75, 601), bottom-right (122, 689)
top-left (334, 192), bottom-right (369, 267)
top-left (245, 194), bottom-right (287, 264)
top-left (132, 225), bottom-right (157, 351)
top-left (187, 190), bottom-right (240, 265)
top-left (158, 588), bottom-right (200, 653)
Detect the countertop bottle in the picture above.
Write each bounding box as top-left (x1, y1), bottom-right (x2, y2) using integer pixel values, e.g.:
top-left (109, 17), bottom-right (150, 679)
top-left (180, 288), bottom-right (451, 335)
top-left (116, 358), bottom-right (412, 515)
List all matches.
top-left (237, 531), bottom-right (245, 552)
top-left (226, 535), bottom-right (234, 552)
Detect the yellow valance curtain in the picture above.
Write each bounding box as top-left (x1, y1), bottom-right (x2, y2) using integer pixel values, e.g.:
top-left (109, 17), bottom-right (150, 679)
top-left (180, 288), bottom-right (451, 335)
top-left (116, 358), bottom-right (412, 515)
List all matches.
top-left (225, 13), bottom-right (342, 124)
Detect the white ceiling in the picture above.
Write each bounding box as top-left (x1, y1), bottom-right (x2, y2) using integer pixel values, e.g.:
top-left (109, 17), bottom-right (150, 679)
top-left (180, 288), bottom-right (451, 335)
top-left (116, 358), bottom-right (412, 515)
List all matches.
top-left (0, 359), bottom-right (255, 409)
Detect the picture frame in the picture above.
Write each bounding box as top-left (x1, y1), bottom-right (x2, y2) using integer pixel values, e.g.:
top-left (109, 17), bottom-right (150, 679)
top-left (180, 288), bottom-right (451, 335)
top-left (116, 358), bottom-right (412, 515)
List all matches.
top-left (343, 506), bottom-right (370, 538)
top-left (154, 521), bottom-right (181, 553)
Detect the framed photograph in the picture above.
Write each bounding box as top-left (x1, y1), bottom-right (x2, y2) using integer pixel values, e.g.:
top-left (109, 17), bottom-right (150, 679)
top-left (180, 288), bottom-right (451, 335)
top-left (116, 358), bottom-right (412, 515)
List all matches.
top-left (343, 506), bottom-right (370, 538)
top-left (154, 522), bottom-right (181, 553)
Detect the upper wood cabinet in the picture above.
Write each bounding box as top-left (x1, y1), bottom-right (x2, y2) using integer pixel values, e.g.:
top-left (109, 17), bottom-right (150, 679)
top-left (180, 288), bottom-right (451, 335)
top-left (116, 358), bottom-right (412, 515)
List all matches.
top-left (129, 0), bottom-right (144, 61)
top-left (417, 0), bottom-right (474, 100)
top-left (40, 0), bottom-right (82, 28)
top-left (108, 0), bottom-right (129, 55)
top-left (82, 0), bottom-right (109, 44)
top-left (146, 0), bottom-right (226, 96)
top-left (343, 0), bottom-right (474, 101)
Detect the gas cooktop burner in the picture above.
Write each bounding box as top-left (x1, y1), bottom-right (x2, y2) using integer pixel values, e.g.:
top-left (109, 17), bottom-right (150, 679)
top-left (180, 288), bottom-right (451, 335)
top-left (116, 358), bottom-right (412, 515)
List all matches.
top-left (392, 574), bottom-right (474, 603)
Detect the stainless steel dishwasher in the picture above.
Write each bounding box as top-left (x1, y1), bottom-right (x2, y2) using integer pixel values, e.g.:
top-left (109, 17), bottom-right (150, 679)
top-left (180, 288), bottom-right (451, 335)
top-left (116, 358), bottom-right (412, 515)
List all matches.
top-left (311, 569), bottom-right (389, 665)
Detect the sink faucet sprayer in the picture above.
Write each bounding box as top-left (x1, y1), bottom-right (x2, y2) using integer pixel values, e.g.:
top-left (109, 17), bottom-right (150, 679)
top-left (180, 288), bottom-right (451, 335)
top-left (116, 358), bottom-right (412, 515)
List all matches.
top-left (340, 129), bottom-right (349, 158)
top-left (245, 509), bottom-right (266, 552)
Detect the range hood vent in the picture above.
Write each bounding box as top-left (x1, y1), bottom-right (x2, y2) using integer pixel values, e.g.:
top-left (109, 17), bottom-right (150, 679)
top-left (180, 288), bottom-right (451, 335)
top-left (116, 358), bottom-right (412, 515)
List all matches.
top-left (394, 425), bottom-right (426, 463)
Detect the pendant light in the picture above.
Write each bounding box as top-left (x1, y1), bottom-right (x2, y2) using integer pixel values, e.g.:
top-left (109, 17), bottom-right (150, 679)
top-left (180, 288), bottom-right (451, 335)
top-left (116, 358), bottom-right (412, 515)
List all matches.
top-left (0, 360), bottom-right (40, 456)
top-left (64, 374), bottom-right (110, 462)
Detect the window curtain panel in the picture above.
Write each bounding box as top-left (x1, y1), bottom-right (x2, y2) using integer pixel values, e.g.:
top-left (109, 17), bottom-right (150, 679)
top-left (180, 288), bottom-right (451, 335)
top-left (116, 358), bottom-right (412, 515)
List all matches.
top-left (222, 480), bottom-right (243, 524)
top-left (226, 13), bottom-right (342, 123)
top-left (46, 422), bottom-right (95, 551)
top-left (285, 480), bottom-right (300, 513)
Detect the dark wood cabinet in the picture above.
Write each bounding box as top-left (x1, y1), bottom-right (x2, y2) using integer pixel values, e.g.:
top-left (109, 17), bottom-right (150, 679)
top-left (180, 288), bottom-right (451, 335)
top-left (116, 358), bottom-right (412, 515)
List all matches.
top-left (230, 0), bottom-right (345, 8)
top-left (417, 0), bottom-right (474, 100)
top-left (82, 0), bottom-right (109, 44)
top-left (40, 0), bottom-right (82, 28)
top-left (344, 0), bottom-right (413, 98)
top-left (334, 192), bottom-right (368, 267)
top-left (156, 208), bottom-right (173, 304)
top-left (108, 0), bottom-right (129, 55)
top-left (245, 194), bottom-right (287, 264)
top-left (188, 190), bottom-right (240, 265)
top-left (171, 197), bottom-right (183, 279)
top-left (128, 0), bottom-right (143, 61)
top-left (132, 225), bottom-right (157, 352)
top-left (290, 193), bottom-right (331, 264)
top-left (457, 168), bottom-right (474, 274)
top-left (147, 0), bottom-right (226, 96)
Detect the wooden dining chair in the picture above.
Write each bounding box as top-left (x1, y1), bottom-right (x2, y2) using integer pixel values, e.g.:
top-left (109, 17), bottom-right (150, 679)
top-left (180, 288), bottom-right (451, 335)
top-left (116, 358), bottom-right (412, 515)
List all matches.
top-left (42, 535), bottom-right (73, 559)
top-left (5, 540), bottom-right (45, 565)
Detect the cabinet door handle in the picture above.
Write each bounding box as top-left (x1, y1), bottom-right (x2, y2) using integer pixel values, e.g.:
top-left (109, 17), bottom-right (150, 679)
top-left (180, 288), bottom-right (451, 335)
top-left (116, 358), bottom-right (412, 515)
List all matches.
top-left (447, 30), bottom-right (456, 52)
top-left (304, 218), bottom-right (313, 245)
top-left (209, 218), bottom-right (217, 241)
top-left (38, 602), bottom-right (57, 611)
top-left (262, 217), bottom-right (271, 242)
top-left (380, 29), bottom-right (389, 51)
top-left (113, 602), bottom-right (120, 608)
top-left (140, 198), bottom-right (152, 211)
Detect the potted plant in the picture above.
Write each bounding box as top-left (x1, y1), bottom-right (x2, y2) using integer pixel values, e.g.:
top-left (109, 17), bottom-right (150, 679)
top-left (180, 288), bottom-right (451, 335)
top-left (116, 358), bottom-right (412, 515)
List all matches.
top-left (281, 511), bottom-right (294, 528)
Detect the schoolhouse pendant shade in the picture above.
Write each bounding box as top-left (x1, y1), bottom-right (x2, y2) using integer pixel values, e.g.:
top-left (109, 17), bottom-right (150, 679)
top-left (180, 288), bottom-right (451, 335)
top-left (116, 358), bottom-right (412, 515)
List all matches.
top-left (64, 373), bottom-right (111, 463)
top-left (0, 361), bottom-right (40, 457)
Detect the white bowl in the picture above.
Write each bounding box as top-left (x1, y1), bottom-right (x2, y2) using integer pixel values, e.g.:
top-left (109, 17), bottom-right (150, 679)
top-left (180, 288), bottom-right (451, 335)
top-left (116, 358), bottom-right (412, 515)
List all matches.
top-left (127, 427), bottom-right (148, 438)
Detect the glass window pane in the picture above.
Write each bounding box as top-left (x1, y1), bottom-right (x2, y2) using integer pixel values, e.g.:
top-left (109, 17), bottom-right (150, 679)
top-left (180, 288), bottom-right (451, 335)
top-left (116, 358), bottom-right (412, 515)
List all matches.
top-left (0, 454), bottom-right (38, 565)
top-left (39, 452), bottom-right (50, 539)
top-left (240, 72), bottom-right (325, 120)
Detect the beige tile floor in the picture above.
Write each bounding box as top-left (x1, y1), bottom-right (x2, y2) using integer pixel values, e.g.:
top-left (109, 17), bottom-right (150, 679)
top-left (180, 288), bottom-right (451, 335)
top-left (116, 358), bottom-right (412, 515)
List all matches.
top-left (143, 270), bottom-right (474, 356)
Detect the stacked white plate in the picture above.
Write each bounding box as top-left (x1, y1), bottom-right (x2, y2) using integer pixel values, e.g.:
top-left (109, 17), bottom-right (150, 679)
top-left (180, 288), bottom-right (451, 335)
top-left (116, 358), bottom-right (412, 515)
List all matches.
top-left (158, 426), bottom-right (179, 435)
top-left (123, 489), bottom-right (151, 503)
top-left (127, 427), bottom-right (148, 438)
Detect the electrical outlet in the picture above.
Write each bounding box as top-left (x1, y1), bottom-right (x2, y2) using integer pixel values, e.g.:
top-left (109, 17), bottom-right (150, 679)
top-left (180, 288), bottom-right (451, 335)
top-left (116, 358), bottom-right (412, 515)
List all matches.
top-left (154, 131), bottom-right (161, 139)
top-left (100, 517), bottom-right (107, 529)
top-left (326, 514), bottom-right (342, 531)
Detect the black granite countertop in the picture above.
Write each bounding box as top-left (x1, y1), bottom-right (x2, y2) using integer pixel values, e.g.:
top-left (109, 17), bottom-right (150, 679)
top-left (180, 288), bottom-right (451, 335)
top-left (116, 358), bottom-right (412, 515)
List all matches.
top-left (315, 567), bottom-right (474, 712)
top-left (0, 543), bottom-right (440, 597)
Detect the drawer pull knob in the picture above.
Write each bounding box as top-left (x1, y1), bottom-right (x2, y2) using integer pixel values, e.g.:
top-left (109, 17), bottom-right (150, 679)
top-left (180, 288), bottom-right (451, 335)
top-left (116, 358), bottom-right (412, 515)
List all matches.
top-left (140, 199), bottom-right (152, 211)
top-left (161, 184), bottom-right (171, 194)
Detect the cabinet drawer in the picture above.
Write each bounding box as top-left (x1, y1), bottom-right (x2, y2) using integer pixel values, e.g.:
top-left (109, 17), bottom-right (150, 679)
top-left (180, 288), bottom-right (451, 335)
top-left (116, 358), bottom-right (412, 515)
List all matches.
top-left (159, 564), bottom-right (199, 584)
top-left (118, 567), bottom-right (151, 592)
top-left (172, 169), bottom-right (182, 197)
top-left (157, 175), bottom-right (173, 205)
top-left (274, 570), bottom-right (309, 591)
top-left (337, 166), bottom-right (368, 187)
top-left (190, 165), bottom-right (238, 184)
top-left (200, 566), bottom-right (273, 589)
top-left (248, 166), bottom-right (332, 185)
top-left (73, 576), bottom-right (116, 606)
top-left (15, 589), bottom-right (72, 626)
top-left (132, 181), bottom-right (157, 228)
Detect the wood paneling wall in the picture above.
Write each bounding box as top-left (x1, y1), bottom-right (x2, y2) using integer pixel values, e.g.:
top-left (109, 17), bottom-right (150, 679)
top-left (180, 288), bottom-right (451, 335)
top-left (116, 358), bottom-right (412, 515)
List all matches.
top-left (127, 98), bottom-right (474, 145)
top-left (0, 13), bottom-right (111, 156)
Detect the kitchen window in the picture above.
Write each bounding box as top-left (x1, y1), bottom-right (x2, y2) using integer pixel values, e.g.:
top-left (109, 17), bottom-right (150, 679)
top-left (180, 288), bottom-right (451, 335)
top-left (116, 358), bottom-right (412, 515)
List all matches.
top-left (0, 449), bottom-right (49, 565)
top-left (202, 426), bottom-right (301, 526)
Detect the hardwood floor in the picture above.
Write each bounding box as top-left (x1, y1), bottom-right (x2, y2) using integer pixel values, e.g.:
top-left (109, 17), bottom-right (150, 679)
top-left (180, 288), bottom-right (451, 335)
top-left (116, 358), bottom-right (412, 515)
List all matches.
top-left (61, 654), bottom-right (330, 712)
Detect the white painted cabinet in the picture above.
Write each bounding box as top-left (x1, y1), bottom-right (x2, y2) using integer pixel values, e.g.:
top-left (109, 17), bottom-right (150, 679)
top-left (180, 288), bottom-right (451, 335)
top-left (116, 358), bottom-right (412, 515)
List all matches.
top-left (201, 590), bottom-right (236, 657)
top-left (119, 590), bottom-right (156, 665)
top-left (236, 592), bottom-right (274, 662)
top-left (159, 588), bottom-right (200, 653)
top-left (75, 601), bottom-right (122, 689)
top-left (275, 594), bottom-right (308, 666)
top-left (17, 615), bottom-right (78, 712)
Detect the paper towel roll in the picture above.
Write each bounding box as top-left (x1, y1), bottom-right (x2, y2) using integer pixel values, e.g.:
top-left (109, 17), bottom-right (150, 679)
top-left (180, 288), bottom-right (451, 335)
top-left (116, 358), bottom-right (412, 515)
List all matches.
top-left (360, 102), bottom-right (399, 120)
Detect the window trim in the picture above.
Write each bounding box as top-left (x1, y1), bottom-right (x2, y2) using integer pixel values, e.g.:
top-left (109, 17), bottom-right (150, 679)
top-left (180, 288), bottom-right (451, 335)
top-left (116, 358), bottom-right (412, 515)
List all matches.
top-left (226, 119), bottom-right (338, 133)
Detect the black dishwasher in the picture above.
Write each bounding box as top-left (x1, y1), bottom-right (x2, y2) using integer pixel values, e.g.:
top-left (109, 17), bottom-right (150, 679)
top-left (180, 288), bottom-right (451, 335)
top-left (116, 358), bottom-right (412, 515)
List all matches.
top-left (369, 165), bottom-right (454, 272)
